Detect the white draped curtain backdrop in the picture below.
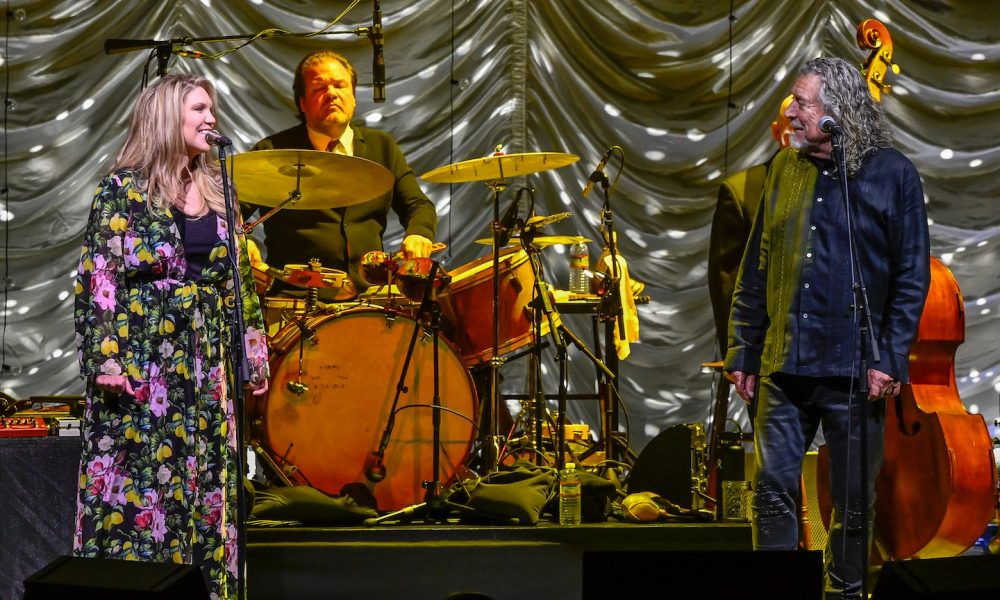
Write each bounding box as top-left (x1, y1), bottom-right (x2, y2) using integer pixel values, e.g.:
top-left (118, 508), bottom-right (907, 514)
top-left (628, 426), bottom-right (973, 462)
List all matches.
top-left (3, 0), bottom-right (999, 452)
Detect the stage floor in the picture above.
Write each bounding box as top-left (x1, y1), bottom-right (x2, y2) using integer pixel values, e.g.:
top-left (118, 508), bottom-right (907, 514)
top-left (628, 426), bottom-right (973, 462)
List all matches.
top-left (247, 520), bottom-right (752, 599)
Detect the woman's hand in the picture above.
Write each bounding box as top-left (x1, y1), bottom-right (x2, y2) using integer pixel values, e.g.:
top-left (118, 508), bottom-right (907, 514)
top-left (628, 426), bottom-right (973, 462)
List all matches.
top-left (95, 374), bottom-right (134, 396)
top-left (248, 378), bottom-right (269, 396)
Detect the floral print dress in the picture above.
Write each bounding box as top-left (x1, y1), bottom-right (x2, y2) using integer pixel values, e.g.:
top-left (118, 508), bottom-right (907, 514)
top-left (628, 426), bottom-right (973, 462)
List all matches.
top-left (73, 169), bottom-right (269, 598)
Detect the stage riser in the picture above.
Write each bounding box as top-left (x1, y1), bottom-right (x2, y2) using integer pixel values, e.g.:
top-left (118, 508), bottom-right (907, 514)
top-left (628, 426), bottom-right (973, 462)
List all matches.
top-left (250, 543), bottom-right (578, 599)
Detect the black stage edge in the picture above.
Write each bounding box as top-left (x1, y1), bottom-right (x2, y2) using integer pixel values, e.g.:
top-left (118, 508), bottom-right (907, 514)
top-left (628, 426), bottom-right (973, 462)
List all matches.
top-left (246, 521), bottom-right (751, 599)
top-left (584, 549), bottom-right (824, 600)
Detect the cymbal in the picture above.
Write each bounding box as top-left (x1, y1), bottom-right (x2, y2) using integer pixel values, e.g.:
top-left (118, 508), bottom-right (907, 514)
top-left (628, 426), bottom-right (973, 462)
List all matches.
top-left (524, 212), bottom-right (571, 229)
top-left (233, 149), bottom-right (394, 209)
top-left (421, 152), bottom-right (579, 183)
top-left (474, 235), bottom-right (592, 248)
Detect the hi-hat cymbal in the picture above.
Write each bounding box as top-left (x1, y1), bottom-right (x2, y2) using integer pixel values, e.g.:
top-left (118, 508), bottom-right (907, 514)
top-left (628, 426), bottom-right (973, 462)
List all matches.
top-left (474, 235), bottom-right (592, 248)
top-left (421, 152), bottom-right (579, 183)
top-left (233, 149), bottom-right (394, 209)
top-left (524, 212), bottom-right (571, 229)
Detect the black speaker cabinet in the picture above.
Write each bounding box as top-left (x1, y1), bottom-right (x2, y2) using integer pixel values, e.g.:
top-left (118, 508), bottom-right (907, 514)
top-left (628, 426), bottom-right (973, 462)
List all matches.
top-left (872, 554), bottom-right (1000, 599)
top-left (22, 555), bottom-right (210, 599)
top-left (627, 423), bottom-right (708, 509)
top-left (583, 549), bottom-right (823, 600)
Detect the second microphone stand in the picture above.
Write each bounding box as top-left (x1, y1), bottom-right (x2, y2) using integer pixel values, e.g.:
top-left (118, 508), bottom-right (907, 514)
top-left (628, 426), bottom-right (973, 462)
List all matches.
top-left (366, 262), bottom-right (482, 525)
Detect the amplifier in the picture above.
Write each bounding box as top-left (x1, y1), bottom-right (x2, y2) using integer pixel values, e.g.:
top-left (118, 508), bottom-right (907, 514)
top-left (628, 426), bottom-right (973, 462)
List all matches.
top-left (627, 423), bottom-right (709, 511)
top-left (0, 415), bottom-right (49, 437)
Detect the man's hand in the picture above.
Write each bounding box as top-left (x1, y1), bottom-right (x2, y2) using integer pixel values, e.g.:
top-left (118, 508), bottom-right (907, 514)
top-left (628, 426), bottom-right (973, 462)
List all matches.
top-left (868, 368), bottom-right (901, 400)
top-left (401, 234), bottom-right (433, 259)
top-left (730, 370), bottom-right (757, 404)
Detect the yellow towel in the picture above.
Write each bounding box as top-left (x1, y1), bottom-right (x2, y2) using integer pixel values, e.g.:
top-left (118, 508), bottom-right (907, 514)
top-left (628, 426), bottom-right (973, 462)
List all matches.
top-left (599, 253), bottom-right (640, 360)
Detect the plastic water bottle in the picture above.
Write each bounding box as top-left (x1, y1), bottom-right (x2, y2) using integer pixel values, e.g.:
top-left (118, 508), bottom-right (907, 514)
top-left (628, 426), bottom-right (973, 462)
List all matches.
top-left (568, 241), bottom-right (590, 294)
top-left (559, 463), bottom-right (582, 525)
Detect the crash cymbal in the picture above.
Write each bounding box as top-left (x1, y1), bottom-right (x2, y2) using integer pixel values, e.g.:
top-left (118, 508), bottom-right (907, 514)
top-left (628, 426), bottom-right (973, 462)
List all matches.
top-left (233, 149), bottom-right (394, 209)
top-left (421, 152), bottom-right (579, 183)
top-left (474, 235), bottom-right (592, 248)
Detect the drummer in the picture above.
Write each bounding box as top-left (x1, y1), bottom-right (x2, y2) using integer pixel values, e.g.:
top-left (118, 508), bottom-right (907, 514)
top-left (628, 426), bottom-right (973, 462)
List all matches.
top-left (243, 50), bottom-right (437, 300)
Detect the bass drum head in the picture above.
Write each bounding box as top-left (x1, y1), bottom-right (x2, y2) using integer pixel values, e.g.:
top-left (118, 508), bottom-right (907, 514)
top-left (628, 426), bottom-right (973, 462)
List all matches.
top-left (253, 308), bottom-right (478, 511)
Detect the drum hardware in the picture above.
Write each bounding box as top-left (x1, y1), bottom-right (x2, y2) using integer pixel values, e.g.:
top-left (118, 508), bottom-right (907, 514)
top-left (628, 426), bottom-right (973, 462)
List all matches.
top-left (250, 439), bottom-right (296, 487)
top-left (519, 221), bottom-right (614, 469)
top-left (422, 148), bottom-right (580, 474)
top-left (366, 261), bottom-right (484, 524)
top-left (233, 149), bottom-right (395, 233)
top-left (276, 259), bottom-right (337, 395)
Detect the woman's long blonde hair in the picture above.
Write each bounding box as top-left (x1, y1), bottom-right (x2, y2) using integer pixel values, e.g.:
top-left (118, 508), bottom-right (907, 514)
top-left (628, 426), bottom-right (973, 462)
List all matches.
top-left (112, 74), bottom-right (226, 214)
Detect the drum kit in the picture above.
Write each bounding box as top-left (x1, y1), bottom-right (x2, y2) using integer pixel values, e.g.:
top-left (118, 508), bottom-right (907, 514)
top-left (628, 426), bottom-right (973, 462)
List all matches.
top-left (237, 148), bottom-right (615, 515)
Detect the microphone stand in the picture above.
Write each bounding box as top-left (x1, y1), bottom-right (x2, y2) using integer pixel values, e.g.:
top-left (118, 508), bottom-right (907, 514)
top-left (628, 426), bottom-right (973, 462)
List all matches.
top-left (831, 130), bottom-right (880, 600)
top-left (594, 164), bottom-right (627, 463)
top-left (104, 17), bottom-right (364, 83)
top-left (366, 263), bottom-right (488, 525)
top-left (217, 142), bottom-right (252, 600)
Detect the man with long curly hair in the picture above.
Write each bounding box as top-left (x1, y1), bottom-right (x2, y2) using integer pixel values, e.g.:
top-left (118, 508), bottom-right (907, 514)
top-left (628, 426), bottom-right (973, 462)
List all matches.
top-left (724, 57), bottom-right (930, 599)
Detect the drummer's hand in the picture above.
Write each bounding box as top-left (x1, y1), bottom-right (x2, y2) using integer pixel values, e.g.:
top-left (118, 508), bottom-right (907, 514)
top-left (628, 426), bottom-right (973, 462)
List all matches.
top-left (248, 378), bottom-right (269, 396)
top-left (246, 238), bottom-right (264, 268)
top-left (95, 374), bottom-right (135, 396)
top-left (401, 234), bottom-right (433, 259)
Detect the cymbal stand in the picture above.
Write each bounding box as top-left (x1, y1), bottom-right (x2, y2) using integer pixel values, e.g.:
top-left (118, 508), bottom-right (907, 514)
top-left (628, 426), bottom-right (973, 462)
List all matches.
top-left (242, 162), bottom-right (304, 234)
top-left (367, 262), bottom-right (482, 524)
top-left (520, 224), bottom-right (565, 466)
top-left (483, 173), bottom-right (511, 473)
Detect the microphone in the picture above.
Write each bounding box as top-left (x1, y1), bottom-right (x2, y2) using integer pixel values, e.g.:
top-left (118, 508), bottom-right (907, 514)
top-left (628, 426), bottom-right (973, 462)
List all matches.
top-left (365, 453), bottom-right (387, 482)
top-left (818, 115), bottom-right (842, 135)
top-left (582, 145), bottom-right (615, 198)
top-left (371, 0), bottom-right (386, 103)
top-left (497, 189), bottom-right (524, 247)
top-left (203, 130), bottom-right (232, 146)
top-left (104, 38), bottom-right (161, 55)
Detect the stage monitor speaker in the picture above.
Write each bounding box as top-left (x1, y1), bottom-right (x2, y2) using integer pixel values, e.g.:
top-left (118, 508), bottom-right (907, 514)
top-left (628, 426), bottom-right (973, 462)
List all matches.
top-left (871, 554), bottom-right (1000, 599)
top-left (627, 423), bottom-right (707, 509)
top-left (23, 555), bottom-right (211, 599)
top-left (583, 549), bottom-right (823, 599)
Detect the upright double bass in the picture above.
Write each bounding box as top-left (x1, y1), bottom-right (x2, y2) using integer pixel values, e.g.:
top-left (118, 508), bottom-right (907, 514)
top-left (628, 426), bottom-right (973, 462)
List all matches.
top-left (874, 257), bottom-right (997, 558)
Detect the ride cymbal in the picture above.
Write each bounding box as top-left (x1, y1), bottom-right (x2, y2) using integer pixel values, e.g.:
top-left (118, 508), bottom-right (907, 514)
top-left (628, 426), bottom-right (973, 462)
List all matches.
top-left (233, 149), bottom-right (394, 209)
top-left (421, 152), bottom-right (579, 183)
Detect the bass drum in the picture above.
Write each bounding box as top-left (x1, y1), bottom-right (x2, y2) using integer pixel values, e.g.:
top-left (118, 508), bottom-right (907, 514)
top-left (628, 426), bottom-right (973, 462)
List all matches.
top-left (251, 308), bottom-right (478, 511)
